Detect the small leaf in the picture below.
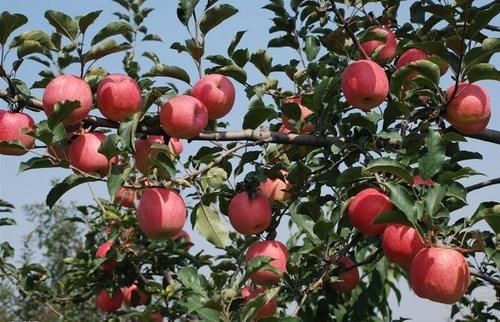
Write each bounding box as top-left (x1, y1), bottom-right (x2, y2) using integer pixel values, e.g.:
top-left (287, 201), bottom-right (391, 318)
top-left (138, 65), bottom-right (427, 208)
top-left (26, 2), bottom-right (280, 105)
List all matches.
top-left (19, 156), bottom-right (69, 173)
top-left (0, 218), bottom-right (16, 226)
top-left (0, 11), bottom-right (28, 45)
top-left (373, 210), bottom-right (413, 226)
top-left (365, 158), bottom-right (413, 184)
top-left (98, 133), bottom-right (122, 159)
top-left (418, 130), bottom-right (445, 179)
top-left (84, 39), bottom-right (131, 63)
top-left (178, 267), bottom-right (205, 294)
top-left (194, 205), bottom-right (228, 248)
top-left (240, 287), bottom-right (279, 321)
top-left (91, 21), bottom-right (133, 45)
top-left (44, 10), bottom-right (78, 40)
top-left (199, 4), bottom-right (238, 35)
top-left (250, 49), bottom-right (273, 76)
top-left (423, 184), bottom-right (447, 218)
top-left (384, 182), bottom-right (416, 223)
top-left (107, 164), bottom-right (129, 200)
top-left (46, 174), bottom-right (99, 208)
top-left (210, 65), bottom-right (246, 84)
top-left (177, 0), bottom-right (200, 25)
top-left (304, 35), bottom-right (320, 61)
top-left (228, 30), bottom-right (246, 56)
top-left (291, 211), bottom-right (321, 245)
top-left (78, 10), bottom-right (102, 34)
top-left (144, 64), bottom-right (191, 84)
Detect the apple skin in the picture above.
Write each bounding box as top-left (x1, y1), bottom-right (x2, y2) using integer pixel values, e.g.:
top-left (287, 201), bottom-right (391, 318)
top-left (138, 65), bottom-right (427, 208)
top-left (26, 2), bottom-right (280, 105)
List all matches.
top-left (331, 256), bottom-right (360, 293)
top-left (259, 172), bottom-right (292, 202)
top-left (68, 132), bottom-right (111, 176)
top-left (347, 188), bottom-right (393, 236)
top-left (0, 111), bottom-right (35, 155)
top-left (341, 60), bottom-right (389, 111)
top-left (281, 97), bottom-right (315, 133)
top-left (42, 74), bottom-right (93, 125)
top-left (121, 283), bottom-right (149, 307)
top-left (95, 241), bottom-right (117, 271)
top-left (412, 175), bottom-right (433, 187)
top-left (168, 137), bottom-right (184, 155)
top-left (445, 82), bottom-right (491, 135)
top-left (96, 288), bottom-right (123, 312)
top-left (160, 95), bottom-right (208, 139)
top-left (360, 27), bottom-right (398, 64)
top-left (115, 187), bottom-right (136, 208)
top-left (191, 74), bottom-right (235, 120)
top-left (241, 287), bottom-right (278, 320)
top-left (137, 188), bottom-right (186, 240)
top-left (382, 224), bottom-right (425, 270)
top-left (97, 74), bottom-right (142, 122)
top-left (245, 240), bottom-right (288, 286)
top-left (228, 191), bottom-right (272, 235)
top-left (410, 247), bottom-right (470, 304)
top-left (396, 48), bottom-right (448, 76)
top-left (134, 135), bottom-right (164, 175)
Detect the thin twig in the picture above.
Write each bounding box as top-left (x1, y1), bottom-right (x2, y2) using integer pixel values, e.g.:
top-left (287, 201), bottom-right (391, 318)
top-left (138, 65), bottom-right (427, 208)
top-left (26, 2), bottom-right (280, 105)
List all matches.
top-left (470, 268), bottom-right (500, 287)
top-left (466, 177), bottom-right (500, 192)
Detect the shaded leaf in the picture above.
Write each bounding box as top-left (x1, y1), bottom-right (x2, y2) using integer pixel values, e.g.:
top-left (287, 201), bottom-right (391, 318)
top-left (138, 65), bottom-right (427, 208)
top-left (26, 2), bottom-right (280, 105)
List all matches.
top-left (0, 11), bottom-right (28, 45)
top-left (46, 174), bottom-right (100, 208)
top-left (365, 158), bottom-right (413, 184)
top-left (78, 10), bottom-right (102, 34)
top-left (418, 130), bottom-right (445, 179)
top-left (199, 4), bottom-right (238, 35)
top-left (84, 39), bottom-right (131, 62)
top-left (144, 64), bottom-right (191, 84)
top-left (44, 10), bottom-right (78, 40)
top-left (91, 21), bottom-right (133, 45)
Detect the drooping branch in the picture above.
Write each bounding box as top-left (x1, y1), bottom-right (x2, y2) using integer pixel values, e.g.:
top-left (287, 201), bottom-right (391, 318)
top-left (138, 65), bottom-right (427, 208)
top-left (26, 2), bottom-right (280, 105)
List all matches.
top-left (466, 177), bottom-right (500, 192)
top-left (470, 268), bottom-right (500, 288)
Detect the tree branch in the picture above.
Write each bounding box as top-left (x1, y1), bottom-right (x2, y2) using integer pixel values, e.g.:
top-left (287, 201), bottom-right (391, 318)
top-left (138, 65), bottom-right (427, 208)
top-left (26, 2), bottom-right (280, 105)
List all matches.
top-left (466, 177), bottom-right (500, 192)
top-left (470, 268), bottom-right (500, 288)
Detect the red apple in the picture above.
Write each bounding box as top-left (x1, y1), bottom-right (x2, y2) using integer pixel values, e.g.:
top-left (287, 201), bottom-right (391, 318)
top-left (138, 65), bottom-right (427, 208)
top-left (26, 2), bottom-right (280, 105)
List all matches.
top-left (96, 288), bottom-right (123, 312)
top-left (168, 137), bottom-right (184, 155)
top-left (382, 224), bottom-right (425, 270)
top-left (0, 110), bottom-right (35, 155)
top-left (242, 287), bottom-right (278, 320)
top-left (360, 27), bottom-right (398, 64)
top-left (341, 60), bottom-right (389, 111)
top-left (412, 175), bottom-right (433, 187)
top-left (281, 97), bottom-right (315, 134)
top-left (134, 135), bottom-right (164, 175)
top-left (42, 74), bottom-right (92, 125)
top-left (170, 230), bottom-right (192, 244)
top-left (160, 95), bottom-right (208, 139)
top-left (245, 240), bottom-right (288, 285)
top-left (97, 74), bottom-right (142, 122)
top-left (95, 241), bottom-right (117, 271)
top-left (68, 132), bottom-right (112, 176)
top-left (259, 172), bottom-right (292, 202)
top-left (115, 187), bottom-right (136, 208)
top-left (228, 191), bottom-right (272, 235)
top-left (121, 283), bottom-right (149, 307)
top-left (191, 74), bottom-right (235, 120)
top-left (396, 48), bottom-right (448, 76)
top-left (410, 247), bottom-right (470, 304)
top-left (445, 82), bottom-right (491, 135)
top-left (331, 256), bottom-right (360, 293)
top-left (137, 188), bottom-right (186, 239)
top-left (347, 188), bottom-right (393, 236)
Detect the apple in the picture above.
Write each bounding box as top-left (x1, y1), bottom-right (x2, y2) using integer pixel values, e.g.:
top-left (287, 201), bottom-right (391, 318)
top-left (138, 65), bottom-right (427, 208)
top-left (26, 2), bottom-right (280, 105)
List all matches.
top-left (149, 312), bottom-right (163, 322)
top-left (259, 172), bottom-right (292, 202)
top-left (331, 256), bottom-right (360, 292)
top-left (0, 110), bottom-right (35, 155)
top-left (170, 230), bottom-right (192, 245)
top-left (168, 137), bottom-right (184, 155)
top-left (445, 82), bottom-right (491, 135)
top-left (281, 97), bottom-right (315, 134)
top-left (396, 48), bottom-right (448, 76)
top-left (115, 187), bottom-right (136, 208)
top-left (245, 240), bottom-right (288, 285)
top-left (95, 241), bottom-right (117, 271)
top-left (228, 191), bottom-right (272, 235)
top-left (68, 132), bottom-right (112, 176)
top-left (160, 95), bottom-right (208, 139)
top-left (241, 286), bottom-right (278, 320)
top-left (347, 188), bottom-right (393, 236)
top-left (134, 135), bottom-right (164, 175)
top-left (191, 74), bottom-right (235, 120)
top-left (96, 288), bottom-right (123, 312)
top-left (382, 224), bottom-right (425, 270)
top-left (121, 283), bottom-right (149, 307)
top-left (412, 175), bottom-right (433, 187)
top-left (341, 60), bottom-right (389, 111)
top-left (360, 27), bottom-right (398, 64)
top-left (137, 188), bottom-right (186, 239)
top-left (96, 74), bottom-right (142, 122)
top-left (42, 74), bottom-right (93, 125)
top-left (410, 247), bottom-right (470, 304)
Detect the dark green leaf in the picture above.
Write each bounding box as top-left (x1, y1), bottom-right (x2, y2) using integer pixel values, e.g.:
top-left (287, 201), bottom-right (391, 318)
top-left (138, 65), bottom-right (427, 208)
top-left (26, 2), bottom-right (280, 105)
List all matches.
top-left (463, 38), bottom-right (500, 71)
top-left (211, 65), bottom-right (247, 84)
top-left (44, 10), bottom-right (78, 40)
top-left (107, 164), bottom-right (130, 199)
top-left (78, 10), bottom-right (102, 34)
top-left (142, 34), bottom-right (162, 41)
top-left (240, 288), bottom-right (279, 322)
top-left (83, 39), bottom-right (131, 63)
top-left (250, 49), bottom-right (273, 76)
top-left (365, 158), bottom-right (413, 184)
top-left (470, 202), bottom-right (500, 234)
top-left (228, 30), bottom-right (246, 56)
top-left (0, 11), bottom-right (28, 45)
top-left (0, 218), bottom-right (16, 226)
top-left (46, 174), bottom-right (100, 208)
top-left (418, 130), bottom-right (445, 179)
top-left (384, 182), bottom-right (416, 223)
top-left (144, 63), bottom-right (191, 84)
top-left (91, 21), bottom-right (133, 45)
top-left (19, 157), bottom-right (69, 173)
top-left (48, 101), bottom-right (80, 128)
top-left (466, 63), bottom-right (500, 82)
top-left (290, 211), bottom-right (321, 245)
top-left (194, 205), bottom-right (228, 248)
top-left (467, 4), bottom-right (500, 39)
top-left (422, 184), bottom-right (447, 218)
top-left (373, 210), bottom-right (412, 225)
top-left (242, 99), bottom-right (278, 130)
top-left (199, 4), bottom-right (238, 35)
top-left (178, 267), bottom-right (206, 294)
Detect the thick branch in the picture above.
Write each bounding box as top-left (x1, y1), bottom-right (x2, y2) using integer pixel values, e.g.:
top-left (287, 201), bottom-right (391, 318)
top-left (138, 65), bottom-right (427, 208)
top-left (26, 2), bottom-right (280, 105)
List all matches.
top-left (466, 177), bottom-right (500, 192)
top-left (470, 268), bottom-right (500, 288)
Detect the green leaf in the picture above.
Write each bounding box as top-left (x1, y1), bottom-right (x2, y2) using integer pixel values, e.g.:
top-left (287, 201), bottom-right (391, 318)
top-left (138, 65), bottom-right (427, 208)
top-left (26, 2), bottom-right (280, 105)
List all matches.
top-left (10, 30), bottom-right (55, 51)
top-left (107, 165), bottom-right (129, 200)
top-left (199, 4), bottom-right (238, 35)
top-left (31, 120), bottom-right (66, 145)
top-left (178, 267), bottom-right (206, 294)
top-left (150, 151), bottom-right (177, 179)
top-left (118, 112), bottom-right (141, 150)
top-left (98, 133), bottom-right (122, 159)
top-left (177, 0), bottom-right (199, 25)
top-left (390, 60), bottom-right (440, 99)
top-left (373, 210), bottom-right (413, 226)
top-left (44, 10), bottom-right (78, 40)
top-left (228, 30), bottom-right (246, 56)
top-left (48, 101), bottom-right (81, 128)
top-left (466, 63), bottom-right (500, 82)
top-left (91, 21), bottom-right (133, 45)
top-left (19, 156), bottom-right (69, 173)
top-left (290, 211), bottom-right (321, 245)
top-left (365, 158), bottom-right (413, 184)
top-left (241, 256), bottom-right (276, 284)
top-left (463, 38), bottom-right (500, 72)
top-left (336, 167), bottom-right (363, 187)
top-left (242, 99), bottom-right (278, 130)
top-left (466, 4), bottom-right (500, 39)
top-left (194, 205), bottom-right (228, 248)
top-left (78, 10), bottom-right (102, 34)
top-left (250, 49), bottom-right (273, 76)
top-left (470, 202), bottom-right (500, 234)
top-left (0, 218), bottom-right (16, 226)
top-left (304, 35), bottom-right (320, 61)
top-left (144, 64), bottom-right (191, 84)
top-left (422, 184), bottom-right (447, 218)
top-left (0, 11), bottom-right (28, 45)
top-left (240, 287), bottom-right (279, 322)
top-left (418, 130), bottom-right (445, 179)
top-left (46, 174), bottom-right (100, 208)
top-left (384, 182), bottom-right (416, 223)
top-left (201, 167), bottom-right (227, 190)
top-left (211, 65), bottom-right (247, 84)
top-left (83, 39), bottom-right (131, 63)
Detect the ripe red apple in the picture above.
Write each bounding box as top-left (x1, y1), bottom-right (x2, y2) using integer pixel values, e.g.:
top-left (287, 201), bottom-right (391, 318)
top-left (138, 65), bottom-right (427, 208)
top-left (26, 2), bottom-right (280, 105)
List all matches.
top-left (134, 135), bottom-right (163, 175)
top-left (42, 74), bottom-right (93, 125)
top-left (410, 247), bottom-right (470, 304)
top-left (245, 240), bottom-right (288, 285)
top-left (412, 175), bottom-right (433, 187)
top-left (160, 95), bottom-right (208, 139)
top-left (347, 188), bottom-right (393, 236)
top-left (137, 188), bottom-right (186, 239)
top-left (121, 283), bottom-right (149, 307)
top-left (396, 48), bottom-right (448, 76)
top-left (281, 97), bottom-right (315, 134)
top-left (0, 110), bottom-right (35, 155)
top-left (382, 224), bottom-right (425, 270)
top-left (95, 241), bottom-right (117, 271)
top-left (360, 27), bottom-right (398, 64)
top-left (228, 191), bottom-right (272, 235)
top-left (97, 74), bottom-right (142, 122)
top-left (115, 187), bottom-right (136, 208)
top-left (241, 286), bottom-right (278, 320)
top-left (341, 60), bottom-right (389, 111)
top-left (259, 172), bottom-right (292, 202)
top-left (191, 74), bottom-right (235, 120)
top-left (96, 288), bottom-right (123, 312)
top-left (68, 132), bottom-right (112, 176)
top-left (168, 137), bottom-right (184, 155)
top-left (445, 82), bottom-right (491, 135)
top-left (331, 256), bottom-right (360, 292)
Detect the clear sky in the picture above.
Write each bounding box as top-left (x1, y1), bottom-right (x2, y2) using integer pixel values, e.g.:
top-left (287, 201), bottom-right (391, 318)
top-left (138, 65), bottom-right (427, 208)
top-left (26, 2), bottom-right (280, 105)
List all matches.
top-left (0, 1), bottom-right (498, 321)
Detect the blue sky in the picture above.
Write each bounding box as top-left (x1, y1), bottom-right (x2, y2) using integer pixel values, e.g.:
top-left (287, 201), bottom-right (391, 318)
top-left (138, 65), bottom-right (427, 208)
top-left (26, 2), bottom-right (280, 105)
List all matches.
top-left (0, 1), bottom-right (498, 321)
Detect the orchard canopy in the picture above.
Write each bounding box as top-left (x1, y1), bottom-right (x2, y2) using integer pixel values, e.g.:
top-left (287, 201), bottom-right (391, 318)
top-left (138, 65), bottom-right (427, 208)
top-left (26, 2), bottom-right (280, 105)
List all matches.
top-left (0, 0), bottom-right (499, 321)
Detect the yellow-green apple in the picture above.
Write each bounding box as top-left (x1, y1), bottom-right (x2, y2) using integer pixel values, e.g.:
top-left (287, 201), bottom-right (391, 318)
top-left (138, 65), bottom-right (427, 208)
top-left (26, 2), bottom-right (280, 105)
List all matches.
top-left (95, 241), bottom-right (117, 271)
top-left (241, 286), bottom-right (278, 320)
top-left (331, 256), bottom-right (360, 292)
top-left (347, 188), bottom-right (393, 235)
top-left (396, 48), bottom-right (448, 76)
top-left (191, 74), bottom-right (235, 120)
top-left (245, 240), bottom-right (288, 285)
top-left (137, 188), bottom-right (186, 239)
top-left (259, 172), bottom-right (292, 202)
top-left (96, 74), bottom-right (142, 122)
top-left (160, 95), bottom-right (208, 139)
top-left (68, 132), bottom-right (112, 176)
top-left (341, 60), bottom-right (389, 111)
top-left (445, 82), bottom-right (491, 135)
top-left (281, 97), bottom-right (315, 134)
top-left (360, 27), bottom-right (398, 64)
top-left (412, 175), bottom-right (433, 187)
top-left (410, 247), bottom-right (470, 304)
top-left (0, 110), bottom-right (35, 155)
top-left (96, 288), bottom-right (123, 312)
top-left (228, 191), bottom-right (272, 235)
top-left (121, 283), bottom-right (149, 307)
top-left (42, 74), bottom-right (92, 125)
top-left (115, 187), bottom-right (136, 208)
top-left (382, 224), bottom-right (425, 270)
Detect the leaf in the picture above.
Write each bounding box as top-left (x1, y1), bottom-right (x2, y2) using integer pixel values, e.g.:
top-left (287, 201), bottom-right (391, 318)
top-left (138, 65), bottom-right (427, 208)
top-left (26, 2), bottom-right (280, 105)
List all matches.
top-left (98, 133), bottom-right (122, 159)
top-left (422, 184), bottom-right (447, 218)
top-left (107, 165), bottom-right (129, 201)
top-left (466, 63), bottom-right (500, 82)
top-left (10, 30), bottom-right (55, 51)
top-left (177, 0), bottom-right (199, 25)
top-left (0, 218), bottom-right (16, 226)
top-left (304, 35), bottom-right (320, 61)
top-left (365, 158), bottom-right (413, 184)
top-left (194, 205), bottom-right (228, 248)
top-left (199, 4), bottom-right (238, 35)
top-left (144, 64), bottom-right (191, 84)
top-left (418, 130), bottom-right (445, 179)
top-left (241, 256), bottom-right (276, 284)
top-left (47, 101), bottom-right (81, 128)
top-left (83, 39), bottom-right (131, 63)
top-left (390, 60), bottom-right (440, 99)
top-left (242, 99), bottom-right (278, 130)
top-left (290, 211), bottom-right (321, 245)
top-left (142, 34), bottom-right (162, 41)
top-left (268, 34), bottom-right (299, 49)
top-left (250, 49), bottom-right (273, 76)
top-left (0, 11), bottom-right (28, 45)
top-left (44, 10), bottom-right (78, 40)
top-left (466, 4), bottom-right (500, 39)
top-left (373, 210), bottom-right (413, 226)
top-left (201, 167), bottom-right (227, 190)
top-left (211, 65), bottom-right (247, 84)
top-left (178, 267), bottom-right (206, 294)
top-left (118, 113), bottom-right (140, 150)
top-left (240, 287), bottom-right (279, 322)
top-left (19, 157), bottom-right (69, 173)
top-left (46, 174), bottom-right (100, 208)
top-left (384, 182), bottom-right (416, 224)
top-left (228, 30), bottom-right (246, 56)
top-left (78, 10), bottom-right (102, 34)
top-left (150, 152), bottom-right (177, 179)
top-left (470, 202), bottom-right (500, 234)
top-left (463, 38), bottom-right (500, 71)
top-left (336, 167), bottom-right (363, 187)
top-left (91, 21), bottom-right (133, 45)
